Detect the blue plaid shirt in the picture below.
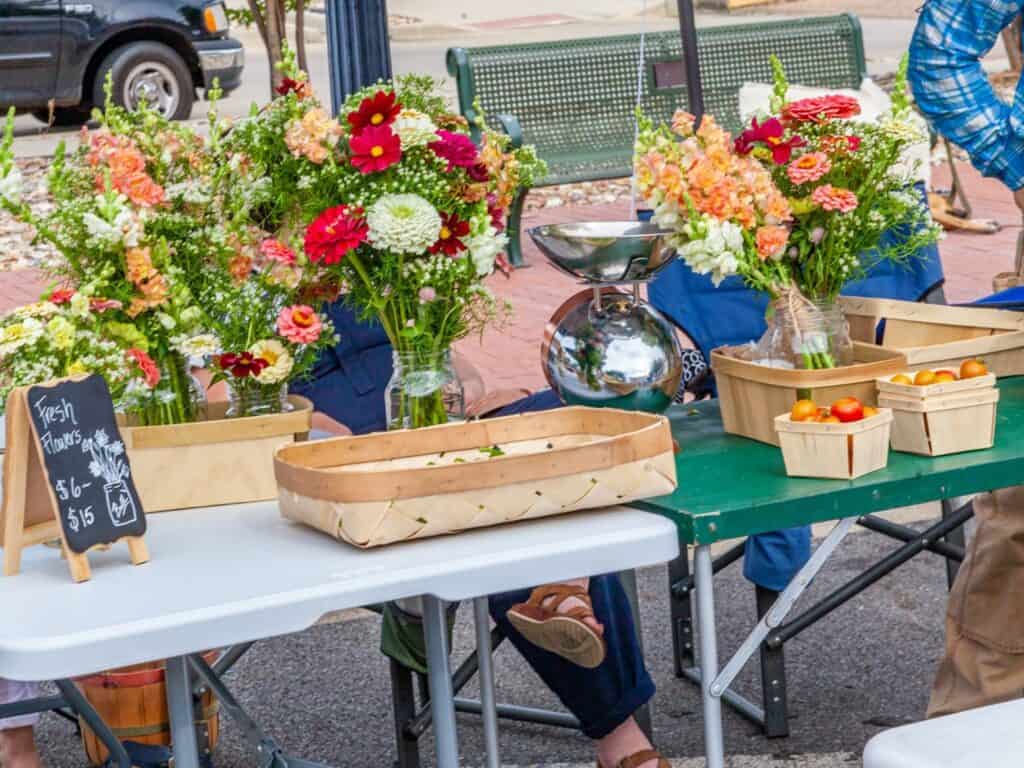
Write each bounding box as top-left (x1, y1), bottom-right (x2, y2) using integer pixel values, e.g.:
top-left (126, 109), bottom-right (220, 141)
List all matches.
top-left (909, 0), bottom-right (1024, 190)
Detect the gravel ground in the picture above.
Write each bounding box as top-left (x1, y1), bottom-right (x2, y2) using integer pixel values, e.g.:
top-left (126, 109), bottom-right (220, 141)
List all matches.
top-left (31, 521), bottom-right (951, 768)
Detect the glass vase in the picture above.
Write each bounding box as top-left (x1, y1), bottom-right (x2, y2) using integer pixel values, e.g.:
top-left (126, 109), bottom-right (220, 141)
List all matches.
top-left (127, 353), bottom-right (207, 426)
top-left (772, 296), bottom-right (853, 370)
top-left (386, 349), bottom-right (465, 430)
top-left (225, 381), bottom-right (291, 418)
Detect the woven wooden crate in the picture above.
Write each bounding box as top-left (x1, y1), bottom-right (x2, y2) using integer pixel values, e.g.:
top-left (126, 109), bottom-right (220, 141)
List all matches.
top-left (117, 396), bottom-right (312, 513)
top-left (877, 373), bottom-right (999, 456)
top-left (712, 344), bottom-right (906, 446)
top-left (274, 407), bottom-right (677, 549)
top-left (840, 297), bottom-right (1024, 376)
top-left (774, 409), bottom-right (893, 480)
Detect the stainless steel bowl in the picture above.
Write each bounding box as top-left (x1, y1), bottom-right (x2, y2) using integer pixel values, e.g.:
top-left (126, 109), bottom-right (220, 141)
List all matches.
top-left (541, 288), bottom-right (683, 414)
top-left (527, 221), bottom-right (676, 284)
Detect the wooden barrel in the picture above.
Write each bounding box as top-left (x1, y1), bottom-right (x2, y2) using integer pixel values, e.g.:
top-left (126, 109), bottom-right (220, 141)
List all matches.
top-left (75, 654), bottom-right (220, 766)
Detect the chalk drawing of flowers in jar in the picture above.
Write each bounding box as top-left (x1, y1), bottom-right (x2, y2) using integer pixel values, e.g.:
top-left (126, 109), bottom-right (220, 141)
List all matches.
top-left (83, 428), bottom-right (138, 527)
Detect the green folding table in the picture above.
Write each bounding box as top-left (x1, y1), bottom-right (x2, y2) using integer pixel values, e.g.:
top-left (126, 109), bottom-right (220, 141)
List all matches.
top-left (635, 377), bottom-right (1024, 768)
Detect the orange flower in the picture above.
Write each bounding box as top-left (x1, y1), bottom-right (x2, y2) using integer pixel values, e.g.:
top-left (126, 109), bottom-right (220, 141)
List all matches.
top-left (125, 247), bottom-right (156, 284)
top-left (671, 110), bottom-right (697, 136)
top-left (115, 171), bottom-right (165, 207)
top-left (229, 253), bottom-right (253, 283)
top-left (106, 147), bottom-right (146, 179)
top-left (756, 225), bottom-right (789, 261)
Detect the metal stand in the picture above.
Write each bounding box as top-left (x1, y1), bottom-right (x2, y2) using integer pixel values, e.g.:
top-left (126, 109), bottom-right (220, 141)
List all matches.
top-left (422, 596), bottom-right (460, 768)
top-left (472, 598), bottom-right (500, 768)
top-left (52, 680), bottom-right (133, 768)
top-left (188, 654), bottom-right (331, 768)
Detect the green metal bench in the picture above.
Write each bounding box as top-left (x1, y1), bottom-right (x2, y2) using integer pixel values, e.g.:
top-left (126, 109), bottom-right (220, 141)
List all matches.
top-left (447, 13), bottom-right (867, 265)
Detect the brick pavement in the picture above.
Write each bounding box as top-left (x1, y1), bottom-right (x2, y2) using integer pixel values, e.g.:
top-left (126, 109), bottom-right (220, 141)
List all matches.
top-left (0, 161), bottom-right (1020, 396)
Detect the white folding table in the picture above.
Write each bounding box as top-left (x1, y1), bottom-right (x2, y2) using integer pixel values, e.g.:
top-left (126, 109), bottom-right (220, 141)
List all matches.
top-left (0, 500), bottom-right (678, 768)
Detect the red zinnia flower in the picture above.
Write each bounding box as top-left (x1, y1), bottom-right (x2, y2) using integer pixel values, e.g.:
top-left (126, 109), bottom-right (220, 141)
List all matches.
top-left (467, 163), bottom-right (490, 183)
top-left (126, 348), bottom-right (161, 389)
top-left (782, 94), bottom-right (861, 124)
top-left (429, 130), bottom-right (479, 171)
top-left (347, 90), bottom-right (400, 135)
top-left (847, 135), bottom-right (862, 152)
top-left (276, 78), bottom-right (301, 97)
top-left (429, 212), bottom-right (471, 256)
top-left (217, 351), bottom-right (268, 379)
top-left (48, 288), bottom-right (76, 305)
top-left (349, 125), bottom-right (401, 174)
top-left (734, 117), bottom-right (806, 164)
top-left (304, 205), bottom-right (368, 265)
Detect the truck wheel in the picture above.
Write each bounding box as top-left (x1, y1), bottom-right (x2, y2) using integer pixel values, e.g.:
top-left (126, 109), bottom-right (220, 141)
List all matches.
top-left (93, 41), bottom-right (195, 121)
top-left (31, 105), bottom-right (93, 127)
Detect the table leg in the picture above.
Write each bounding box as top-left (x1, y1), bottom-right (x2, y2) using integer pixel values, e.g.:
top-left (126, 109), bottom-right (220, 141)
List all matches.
top-left (473, 597), bottom-right (500, 768)
top-left (166, 655), bottom-right (201, 768)
top-left (53, 680), bottom-right (132, 768)
top-left (693, 545), bottom-right (725, 768)
top-left (423, 594), bottom-right (460, 768)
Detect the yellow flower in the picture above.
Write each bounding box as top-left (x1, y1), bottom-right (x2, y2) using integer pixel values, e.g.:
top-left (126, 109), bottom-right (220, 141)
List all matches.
top-left (69, 292), bottom-right (90, 318)
top-left (67, 360), bottom-right (89, 376)
top-left (249, 339), bottom-right (294, 385)
top-left (0, 318), bottom-right (43, 356)
top-left (46, 316), bottom-right (75, 351)
top-left (14, 301), bottom-right (59, 319)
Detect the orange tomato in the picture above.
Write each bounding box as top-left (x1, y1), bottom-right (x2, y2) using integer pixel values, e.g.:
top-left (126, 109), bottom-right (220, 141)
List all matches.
top-left (914, 370), bottom-right (937, 386)
top-left (830, 397), bottom-right (865, 423)
top-left (863, 406), bottom-right (879, 418)
top-left (936, 369), bottom-right (958, 379)
top-left (934, 371), bottom-right (957, 383)
top-left (820, 415), bottom-right (841, 423)
top-left (960, 359), bottom-right (988, 379)
top-left (815, 408), bottom-right (831, 422)
top-left (790, 399), bottom-right (818, 422)
top-left (890, 374), bottom-right (912, 385)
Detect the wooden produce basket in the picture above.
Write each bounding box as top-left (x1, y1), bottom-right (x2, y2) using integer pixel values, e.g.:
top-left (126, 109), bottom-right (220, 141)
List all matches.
top-left (117, 396), bottom-right (312, 513)
top-left (840, 297), bottom-right (1024, 377)
top-left (712, 344), bottom-right (906, 446)
top-left (274, 407), bottom-right (677, 549)
top-left (774, 410), bottom-right (893, 480)
top-left (877, 373), bottom-right (999, 456)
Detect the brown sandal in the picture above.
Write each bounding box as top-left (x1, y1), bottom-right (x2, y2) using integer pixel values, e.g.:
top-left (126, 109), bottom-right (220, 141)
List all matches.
top-left (506, 584), bottom-right (607, 669)
top-left (598, 750), bottom-right (670, 768)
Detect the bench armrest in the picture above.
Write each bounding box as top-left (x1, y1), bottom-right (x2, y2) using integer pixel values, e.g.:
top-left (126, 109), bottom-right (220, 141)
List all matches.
top-left (495, 113), bottom-right (524, 149)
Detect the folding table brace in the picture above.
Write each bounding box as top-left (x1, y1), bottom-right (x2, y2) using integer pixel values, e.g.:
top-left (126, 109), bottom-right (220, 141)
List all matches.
top-left (669, 499), bottom-right (972, 738)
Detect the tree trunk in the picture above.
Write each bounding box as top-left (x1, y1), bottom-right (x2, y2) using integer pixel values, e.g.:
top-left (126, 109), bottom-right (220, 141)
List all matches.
top-left (264, 0), bottom-right (287, 94)
top-left (295, 0), bottom-right (308, 76)
top-left (1004, 13), bottom-right (1023, 73)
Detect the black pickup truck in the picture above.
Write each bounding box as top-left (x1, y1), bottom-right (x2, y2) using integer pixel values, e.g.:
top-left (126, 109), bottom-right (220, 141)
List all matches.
top-left (0, 0), bottom-right (245, 125)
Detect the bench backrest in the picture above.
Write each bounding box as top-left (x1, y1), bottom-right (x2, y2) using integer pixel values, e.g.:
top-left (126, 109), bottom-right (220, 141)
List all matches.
top-left (447, 13), bottom-right (866, 185)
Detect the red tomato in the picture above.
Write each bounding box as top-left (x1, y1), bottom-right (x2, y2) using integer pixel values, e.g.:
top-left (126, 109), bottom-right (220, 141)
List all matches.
top-left (830, 397), bottom-right (864, 423)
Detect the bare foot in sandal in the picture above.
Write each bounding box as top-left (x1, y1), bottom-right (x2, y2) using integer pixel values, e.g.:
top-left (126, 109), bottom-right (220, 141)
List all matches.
top-left (506, 577), bottom-right (607, 668)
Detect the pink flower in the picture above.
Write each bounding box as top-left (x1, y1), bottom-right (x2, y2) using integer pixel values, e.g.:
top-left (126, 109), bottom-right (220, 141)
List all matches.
top-left (418, 287), bottom-right (436, 303)
top-left (89, 298), bottom-right (123, 313)
top-left (428, 130), bottom-right (479, 170)
top-left (277, 305), bottom-right (323, 345)
top-left (811, 184), bottom-right (858, 213)
top-left (783, 94), bottom-right (861, 124)
top-left (126, 348), bottom-right (160, 389)
top-left (260, 238), bottom-right (296, 265)
top-left (787, 152), bottom-right (831, 185)
top-left (349, 125), bottom-right (401, 174)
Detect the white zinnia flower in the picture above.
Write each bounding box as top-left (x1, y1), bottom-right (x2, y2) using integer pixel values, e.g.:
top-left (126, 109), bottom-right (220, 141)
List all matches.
top-left (0, 167), bottom-right (23, 206)
top-left (466, 228), bottom-right (508, 277)
top-left (249, 339), bottom-right (294, 385)
top-left (366, 193), bottom-right (442, 255)
top-left (393, 109), bottom-right (438, 149)
top-left (173, 333), bottom-right (220, 357)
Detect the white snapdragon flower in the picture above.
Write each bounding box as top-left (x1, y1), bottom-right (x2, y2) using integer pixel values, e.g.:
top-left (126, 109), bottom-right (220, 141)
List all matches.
top-left (0, 167), bottom-right (23, 206)
top-left (173, 333), bottom-right (220, 357)
top-left (366, 193), bottom-right (442, 255)
top-left (465, 228), bottom-right (508, 277)
top-left (393, 109), bottom-right (438, 149)
top-left (675, 217), bottom-right (743, 287)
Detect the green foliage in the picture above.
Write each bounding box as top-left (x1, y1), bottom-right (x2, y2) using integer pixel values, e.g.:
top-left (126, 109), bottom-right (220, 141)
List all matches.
top-left (769, 55), bottom-right (789, 115)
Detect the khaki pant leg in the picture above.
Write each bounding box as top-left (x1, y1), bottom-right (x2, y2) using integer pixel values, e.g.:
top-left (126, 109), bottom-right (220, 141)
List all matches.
top-left (928, 487), bottom-right (1024, 717)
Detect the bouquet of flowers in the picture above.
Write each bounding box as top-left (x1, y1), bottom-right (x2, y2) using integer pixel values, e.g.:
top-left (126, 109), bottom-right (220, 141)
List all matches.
top-left (0, 89), bottom-right (229, 422)
top-left (0, 292), bottom-right (160, 410)
top-left (224, 62), bottom-right (545, 428)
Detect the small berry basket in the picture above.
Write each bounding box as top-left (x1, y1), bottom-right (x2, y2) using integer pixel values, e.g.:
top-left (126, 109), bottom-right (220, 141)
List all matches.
top-left (774, 409), bottom-right (893, 480)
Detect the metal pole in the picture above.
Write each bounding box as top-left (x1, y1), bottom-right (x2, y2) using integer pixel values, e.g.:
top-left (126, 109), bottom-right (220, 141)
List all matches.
top-left (423, 595), bottom-right (460, 767)
top-left (694, 545), bottom-right (724, 768)
top-left (473, 598), bottom-right (500, 768)
top-left (675, 0), bottom-right (705, 121)
top-left (324, 0), bottom-right (393, 116)
top-left (165, 656), bottom-right (201, 768)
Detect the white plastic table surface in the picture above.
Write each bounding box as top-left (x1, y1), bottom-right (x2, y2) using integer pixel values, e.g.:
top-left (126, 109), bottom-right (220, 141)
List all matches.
top-left (863, 699), bottom-right (1024, 768)
top-left (0, 501), bottom-right (678, 682)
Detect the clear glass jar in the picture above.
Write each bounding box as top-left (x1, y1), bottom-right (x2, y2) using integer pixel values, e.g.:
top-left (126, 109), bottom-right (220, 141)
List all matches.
top-left (386, 349), bottom-right (465, 430)
top-left (776, 297), bottom-right (853, 369)
top-left (225, 381), bottom-right (292, 418)
top-left (126, 353), bottom-right (207, 425)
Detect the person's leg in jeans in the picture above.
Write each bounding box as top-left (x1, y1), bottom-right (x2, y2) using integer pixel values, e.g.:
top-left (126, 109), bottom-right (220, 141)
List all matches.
top-left (0, 679), bottom-right (42, 768)
top-left (490, 574), bottom-right (663, 768)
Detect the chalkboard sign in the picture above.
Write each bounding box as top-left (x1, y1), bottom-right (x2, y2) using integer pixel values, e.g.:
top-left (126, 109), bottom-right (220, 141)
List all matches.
top-left (2, 374), bottom-right (149, 582)
top-left (26, 375), bottom-right (146, 554)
